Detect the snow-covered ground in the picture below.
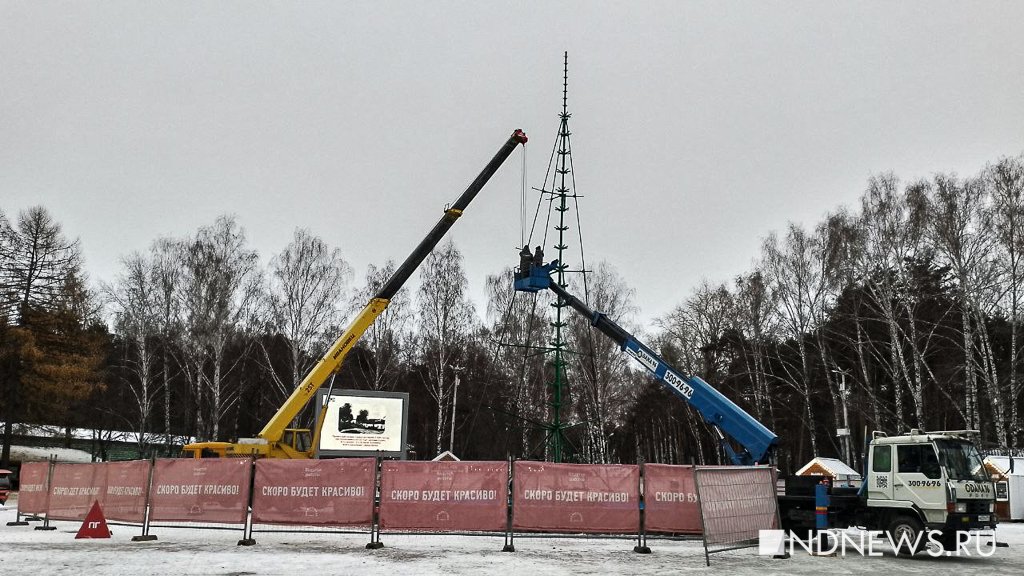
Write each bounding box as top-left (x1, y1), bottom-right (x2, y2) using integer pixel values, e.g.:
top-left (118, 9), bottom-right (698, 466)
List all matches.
top-left (0, 421), bottom-right (192, 445)
top-left (7, 444), bottom-right (94, 463)
top-left (2, 494), bottom-right (1023, 575)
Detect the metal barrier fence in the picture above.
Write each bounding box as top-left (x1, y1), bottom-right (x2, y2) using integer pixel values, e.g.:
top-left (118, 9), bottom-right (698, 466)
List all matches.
top-left (694, 465), bottom-right (780, 566)
top-left (6, 461), bottom-right (49, 527)
top-left (8, 457), bottom-right (781, 562)
top-left (248, 458), bottom-right (375, 543)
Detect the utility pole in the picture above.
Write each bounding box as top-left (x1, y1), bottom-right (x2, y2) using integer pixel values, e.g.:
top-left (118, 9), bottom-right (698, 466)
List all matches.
top-left (450, 365), bottom-right (464, 454)
top-left (831, 368), bottom-right (853, 466)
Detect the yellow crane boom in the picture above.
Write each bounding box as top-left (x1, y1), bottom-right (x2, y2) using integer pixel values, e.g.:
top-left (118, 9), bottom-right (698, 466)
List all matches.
top-left (182, 129), bottom-right (528, 458)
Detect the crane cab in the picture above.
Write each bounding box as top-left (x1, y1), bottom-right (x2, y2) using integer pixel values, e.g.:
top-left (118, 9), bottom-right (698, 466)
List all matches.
top-left (281, 428), bottom-right (313, 455)
top-left (180, 428), bottom-right (313, 459)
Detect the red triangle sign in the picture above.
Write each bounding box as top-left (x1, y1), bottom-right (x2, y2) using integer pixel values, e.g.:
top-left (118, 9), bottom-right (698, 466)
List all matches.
top-left (75, 500), bottom-right (111, 539)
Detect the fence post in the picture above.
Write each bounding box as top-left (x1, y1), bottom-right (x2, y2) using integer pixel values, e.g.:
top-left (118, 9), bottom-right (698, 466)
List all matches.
top-left (502, 456), bottom-right (515, 552)
top-left (132, 456), bottom-right (158, 542)
top-left (695, 468), bottom-right (711, 567)
top-left (6, 507), bottom-right (29, 526)
top-left (633, 461), bottom-right (651, 554)
top-left (365, 456), bottom-right (384, 549)
top-left (773, 467), bottom-right (789, 559)
top-left (237, 454), bottom-right (257, 546)
top-left (34, 456), bottom-right (57, 531)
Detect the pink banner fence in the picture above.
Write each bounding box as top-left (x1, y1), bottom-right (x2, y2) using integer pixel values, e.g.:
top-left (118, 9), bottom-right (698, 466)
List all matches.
top-left (14, 461), bottom-right (49, 516)
top-left (99, 460), bottom-right (151, 523)
top-left (642, 464), bottom-right (702, 534)
top-left (47, 462), bottom-right (106, 521)
top-left (149, 458), bottom-right (251, 524)
top-left (10, 457), bottom-right (780, 556)
top-left (252, 458), bottom-right (375, 527)
top-left (512, 461), bottom-right (639, 534)
top-left (380, 460), bottom-right (507, 532)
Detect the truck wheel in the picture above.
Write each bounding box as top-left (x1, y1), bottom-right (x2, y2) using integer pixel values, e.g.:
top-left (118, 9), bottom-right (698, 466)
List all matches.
top-left (887, 516), bottom-right (924, 556)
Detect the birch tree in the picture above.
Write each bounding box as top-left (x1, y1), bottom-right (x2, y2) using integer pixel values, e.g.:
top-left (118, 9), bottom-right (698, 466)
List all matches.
top-left (927, 174), bottom-right (1003, 441)
top-left (988, 155), bottom-right (1024, 443)
top-left (732, 269), bottom-right (779, 424)
top-left (761, 224), bottom-right (829, 457)
top-left (177, 216), bottom-right (261, 440)
top-left (349, 260), bottom-right (411, 391)
top-left (263, 228), bottom-right (350, 401)
top-left (485, 266), bottom-right (551, 458)
top-left (566, 261), bottom-right (636, 463)
top-left (823, 207), bottom-right (885, 429)
top-left (107, 253), bottom-right (160, 453)
top-left (149, 238), bottom-right (182, 452)
top-left (657, 280), bottom-right (739, 464)
top-left (417, 240), bottom-right (475, 456)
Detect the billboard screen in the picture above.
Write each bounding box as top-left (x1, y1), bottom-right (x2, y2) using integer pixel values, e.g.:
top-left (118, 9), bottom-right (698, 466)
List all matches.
top-left (315, 389), bottom-right (409, 459)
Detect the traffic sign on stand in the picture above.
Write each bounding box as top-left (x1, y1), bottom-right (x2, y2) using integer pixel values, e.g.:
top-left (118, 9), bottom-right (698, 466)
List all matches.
top-left (75, 501), bottom-right (112, 539)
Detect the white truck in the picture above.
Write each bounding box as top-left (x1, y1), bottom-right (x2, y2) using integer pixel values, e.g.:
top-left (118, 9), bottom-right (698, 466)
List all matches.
top-left (780, 429), bottom-right (997, 553)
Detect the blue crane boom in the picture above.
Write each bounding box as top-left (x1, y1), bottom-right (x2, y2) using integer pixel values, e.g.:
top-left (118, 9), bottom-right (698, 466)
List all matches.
top-left (514, 259), bottom-right (778, 465)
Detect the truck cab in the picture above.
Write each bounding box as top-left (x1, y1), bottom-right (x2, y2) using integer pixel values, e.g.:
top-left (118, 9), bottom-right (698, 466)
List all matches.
top-left (864, 430), bottom-right (996, 539)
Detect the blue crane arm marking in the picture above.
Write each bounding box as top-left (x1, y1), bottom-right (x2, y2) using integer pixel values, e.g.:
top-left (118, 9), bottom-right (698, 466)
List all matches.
top-left (622, 339), bottom-right (777, 465)
top-left (623, 341), bottom-right (694, 399)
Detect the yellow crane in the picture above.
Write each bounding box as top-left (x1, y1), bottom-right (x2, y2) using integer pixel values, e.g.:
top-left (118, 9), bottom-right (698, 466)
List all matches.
top-left (182, 129), bottom-right (528, 458)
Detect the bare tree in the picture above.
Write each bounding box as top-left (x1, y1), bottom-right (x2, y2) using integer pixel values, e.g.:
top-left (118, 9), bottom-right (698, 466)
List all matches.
top-left (3, 207), bottom-right (82, 322)
top-left (0, 209), bottom-right (17, 316)
top-left (733, 269), bottom-right (780, 425)
top-left (988, 155), bottom-right (1024, 443)
top-left (177, 216), bottom-right (261, 440)
top-left (927, 173), bottom-right (1003, 441)
top-left (417, 240), bottom-right (475, 456)
top-left (824, 205), bottom-right (885, 430)
top-left (657, 279), bottom-right (737, 464)
top-left (262, 228), bottom-right (350, 402)
top-left (149, 238), bottom-right (183, 452)
top-left (106, 253), bottom-right (160, 454)
top-left (761, 224), bottom-right (831, 457)
top-left (860, 176), bottom-right (936, 430)
top-left (566, 261), bottom-right (637, 463)
top-left (485, 266), bottom-right (551, 458)
top-left (349, 260), bottom-right (411, 391)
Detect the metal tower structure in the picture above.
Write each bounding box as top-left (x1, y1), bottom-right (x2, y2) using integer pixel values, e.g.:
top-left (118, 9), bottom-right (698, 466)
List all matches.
top-left (539, 51), bottom-right (588, 462)
top-left (491, 52), bottom-right (590, 464)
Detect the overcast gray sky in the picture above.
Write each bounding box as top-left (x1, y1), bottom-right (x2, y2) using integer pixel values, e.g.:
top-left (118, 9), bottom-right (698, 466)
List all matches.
top-left (3, 1), bottom-right (1023, 326)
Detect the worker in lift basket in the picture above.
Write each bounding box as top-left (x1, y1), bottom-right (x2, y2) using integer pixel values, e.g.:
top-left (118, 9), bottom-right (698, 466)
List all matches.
top-left (533, 246), bottom-right (544, 267)
top-left (518, 245), bottom-right (532, 279)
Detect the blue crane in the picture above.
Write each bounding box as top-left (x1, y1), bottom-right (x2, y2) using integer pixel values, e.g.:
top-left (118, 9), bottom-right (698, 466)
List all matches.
top-left (514, 257), bottom-right (778, 465)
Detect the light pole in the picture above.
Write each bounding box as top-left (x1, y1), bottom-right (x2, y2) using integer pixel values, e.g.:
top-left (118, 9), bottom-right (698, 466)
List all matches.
top-left (831, 368), bottom-right (852, 466)
top-left (450, 365), bottom-right (464, 454)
